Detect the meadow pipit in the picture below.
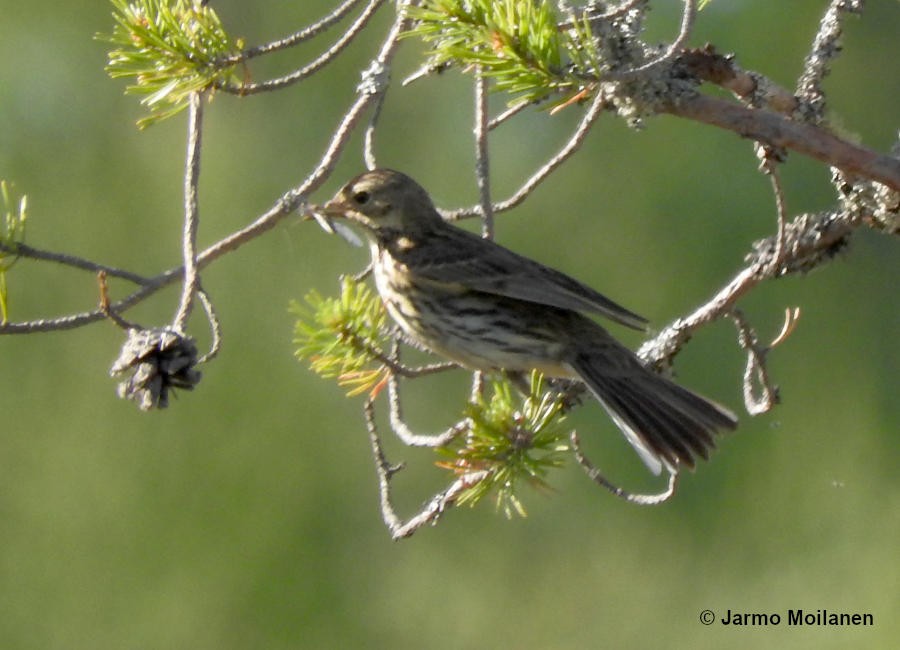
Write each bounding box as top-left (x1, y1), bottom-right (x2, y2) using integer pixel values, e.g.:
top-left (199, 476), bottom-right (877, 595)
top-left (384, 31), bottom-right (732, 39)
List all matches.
top-left (321, 169), bottom-right (737, 474)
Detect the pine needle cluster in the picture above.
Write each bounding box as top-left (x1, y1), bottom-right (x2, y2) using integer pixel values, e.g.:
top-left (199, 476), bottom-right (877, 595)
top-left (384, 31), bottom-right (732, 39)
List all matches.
top-left (406, 0), bottom-right (601, 108)
top-left (98, 0), bottom-right (243, 127)
top-left (439, 372), bottom-right (570, 517)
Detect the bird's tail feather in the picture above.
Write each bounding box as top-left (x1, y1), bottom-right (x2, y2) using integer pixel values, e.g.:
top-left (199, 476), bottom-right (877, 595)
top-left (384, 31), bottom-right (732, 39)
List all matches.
top-left (567, 352), bottom-right (738, 475)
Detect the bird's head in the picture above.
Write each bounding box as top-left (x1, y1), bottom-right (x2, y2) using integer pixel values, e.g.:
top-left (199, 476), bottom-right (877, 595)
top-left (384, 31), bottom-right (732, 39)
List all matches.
top-left (321, 169), bottom-right (443, 238)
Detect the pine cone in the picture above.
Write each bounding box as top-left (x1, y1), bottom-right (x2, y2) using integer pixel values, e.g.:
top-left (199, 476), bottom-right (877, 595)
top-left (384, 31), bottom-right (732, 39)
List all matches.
top-left (110, 327), bottom-right (202, 410)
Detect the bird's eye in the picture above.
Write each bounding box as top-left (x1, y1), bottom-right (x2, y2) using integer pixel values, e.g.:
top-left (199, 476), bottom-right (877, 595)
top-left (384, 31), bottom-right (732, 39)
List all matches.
top-left (352, 191), bottom-right (370, 205)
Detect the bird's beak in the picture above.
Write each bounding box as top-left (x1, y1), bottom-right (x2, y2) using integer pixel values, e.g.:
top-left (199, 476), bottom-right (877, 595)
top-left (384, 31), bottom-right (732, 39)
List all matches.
top-left (303, 198), bottom-right (363, 247)
top-left (303, 195), bottom-right (347, 232)
top-left (304, 207), bottom-right (336, 234)
top-left (320, 197), bottom-right (350, 218)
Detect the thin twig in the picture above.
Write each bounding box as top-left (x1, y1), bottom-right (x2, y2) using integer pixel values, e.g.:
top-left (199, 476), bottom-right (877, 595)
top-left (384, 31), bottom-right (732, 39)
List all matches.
top-left (223, 0), bottom-right (365, 63)
top-left (345, 329), bottom-right (456, 379)
top-left (1, 242), bottom-right (152, 286)
top-left (764, 163), bottom-right (789, 277)
top-left (0, 269), bottom-right (177, 334)
top-left (570, 431), bottom-right (678, 505)
top-left (470, 71), bottom-right (494, 400)
top-left (366, 398), bottom-right (489, 540)
top-left (729, 309), bottom-right (780, 415)
top-left (444, 86), bottom-right (606, 220)
top-left (366, 398), bottom-right (407, 532)
top-left (387, 368), bottom-right (468, 447)
top-left (491, 86), bottom-right (603, 212)
top-left (385, 469), bottom-right (490, 540)
top-left (227, 0), bottom-right (386, 95)
top-left (196, 287), bottom-right (222, 363)
top-left (363, 90), bottom-right (386, 170)
top-left (97, 271), bottom-right (139, 330)
top-left (292, 4), bottom-right (411, 191)
top-left (473, 71), bottom-right (494, 238)
top-left (609, 0), bottom-right (697, 78)
top-left (487, 101), bottom-right (530, 130)
top-left (401, 60), bottom-right (452, 86)
top-left (172, 91), bottom-right (204, 333)
top-left (637, 262), bottom-right (758, 370)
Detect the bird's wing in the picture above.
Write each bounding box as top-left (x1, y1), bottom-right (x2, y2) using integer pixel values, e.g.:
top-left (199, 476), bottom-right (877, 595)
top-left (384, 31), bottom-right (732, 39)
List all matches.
top-left (394, 226), bottom-right (648, 330)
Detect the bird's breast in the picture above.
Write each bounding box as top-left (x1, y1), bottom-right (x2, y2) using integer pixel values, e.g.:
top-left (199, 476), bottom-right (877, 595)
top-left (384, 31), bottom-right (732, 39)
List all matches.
top-left (370, 249), bottom-right (574, 376)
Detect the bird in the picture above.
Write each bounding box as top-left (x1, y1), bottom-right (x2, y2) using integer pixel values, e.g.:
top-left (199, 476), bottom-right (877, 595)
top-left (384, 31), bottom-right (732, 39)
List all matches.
top-left (319, 168), bottom-right (737, 475)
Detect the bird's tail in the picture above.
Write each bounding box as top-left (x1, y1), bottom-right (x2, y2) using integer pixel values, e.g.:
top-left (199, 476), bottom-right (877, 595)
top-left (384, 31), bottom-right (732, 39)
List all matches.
top-left (567, 349), bottom-right (738, 475)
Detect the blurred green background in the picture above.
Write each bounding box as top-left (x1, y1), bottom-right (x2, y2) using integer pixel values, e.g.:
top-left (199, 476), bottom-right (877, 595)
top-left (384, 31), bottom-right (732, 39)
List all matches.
top-left (1, 1), bottom-right (897, 648)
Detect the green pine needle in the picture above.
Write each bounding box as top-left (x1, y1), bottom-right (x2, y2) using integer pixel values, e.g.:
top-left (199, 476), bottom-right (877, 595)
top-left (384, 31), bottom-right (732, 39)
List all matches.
top-left (406, 0), bottom-right (600, 108)
top-left (98, 0), bottom-right (243, 128)
top-left (292, 277), bottom-right (392, 397)
top-left (438, 372), bottom-right (570, 518)
top-left (0, 180), bottom-right (28, 324)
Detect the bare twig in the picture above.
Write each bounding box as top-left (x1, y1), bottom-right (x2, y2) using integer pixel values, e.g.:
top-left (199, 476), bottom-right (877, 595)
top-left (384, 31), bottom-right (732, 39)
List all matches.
top-left (97, 271), bottom-right (139, 330)
top-left (636, 263), bottom-right (752, 370)
top-left (570, 431), bottom-right (678, 505)
top-left (444, 86), bottom-right (606, 220)
top-left (760, 157), bottom-right (789, 277)
top-left (373, 338), bottom-right (464, 447)
top-left (729, 308), bottom-right (786, 415)
top-left (0, 242), bottom-right (151, 286)
top-left (387, 372), bottom-right (468, 447)
top-left (401, 61), bottom-right (451, 86)
top-left (366, 398), bottom-right (489, 540)
top-left (172, 91), bottom-right (204, 333)
top-left (344, 328), bottom-right (456, 379)
top-left (223, 0), bottom-right (366, 63)
top-left (227, 0), bottom-right (386, 95)
top-left (292, 3), bottom-right (411, 191)
top-left (471, 71), bottom-right (494, 399)
top-left (363, 91), bottom-right (386, 170)
top-left (487, 101), bottom-right (530, 130)
top-left (473, 71), bottom-right (494, 238)
top-left (196, 287), bottom-right (223, 363)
